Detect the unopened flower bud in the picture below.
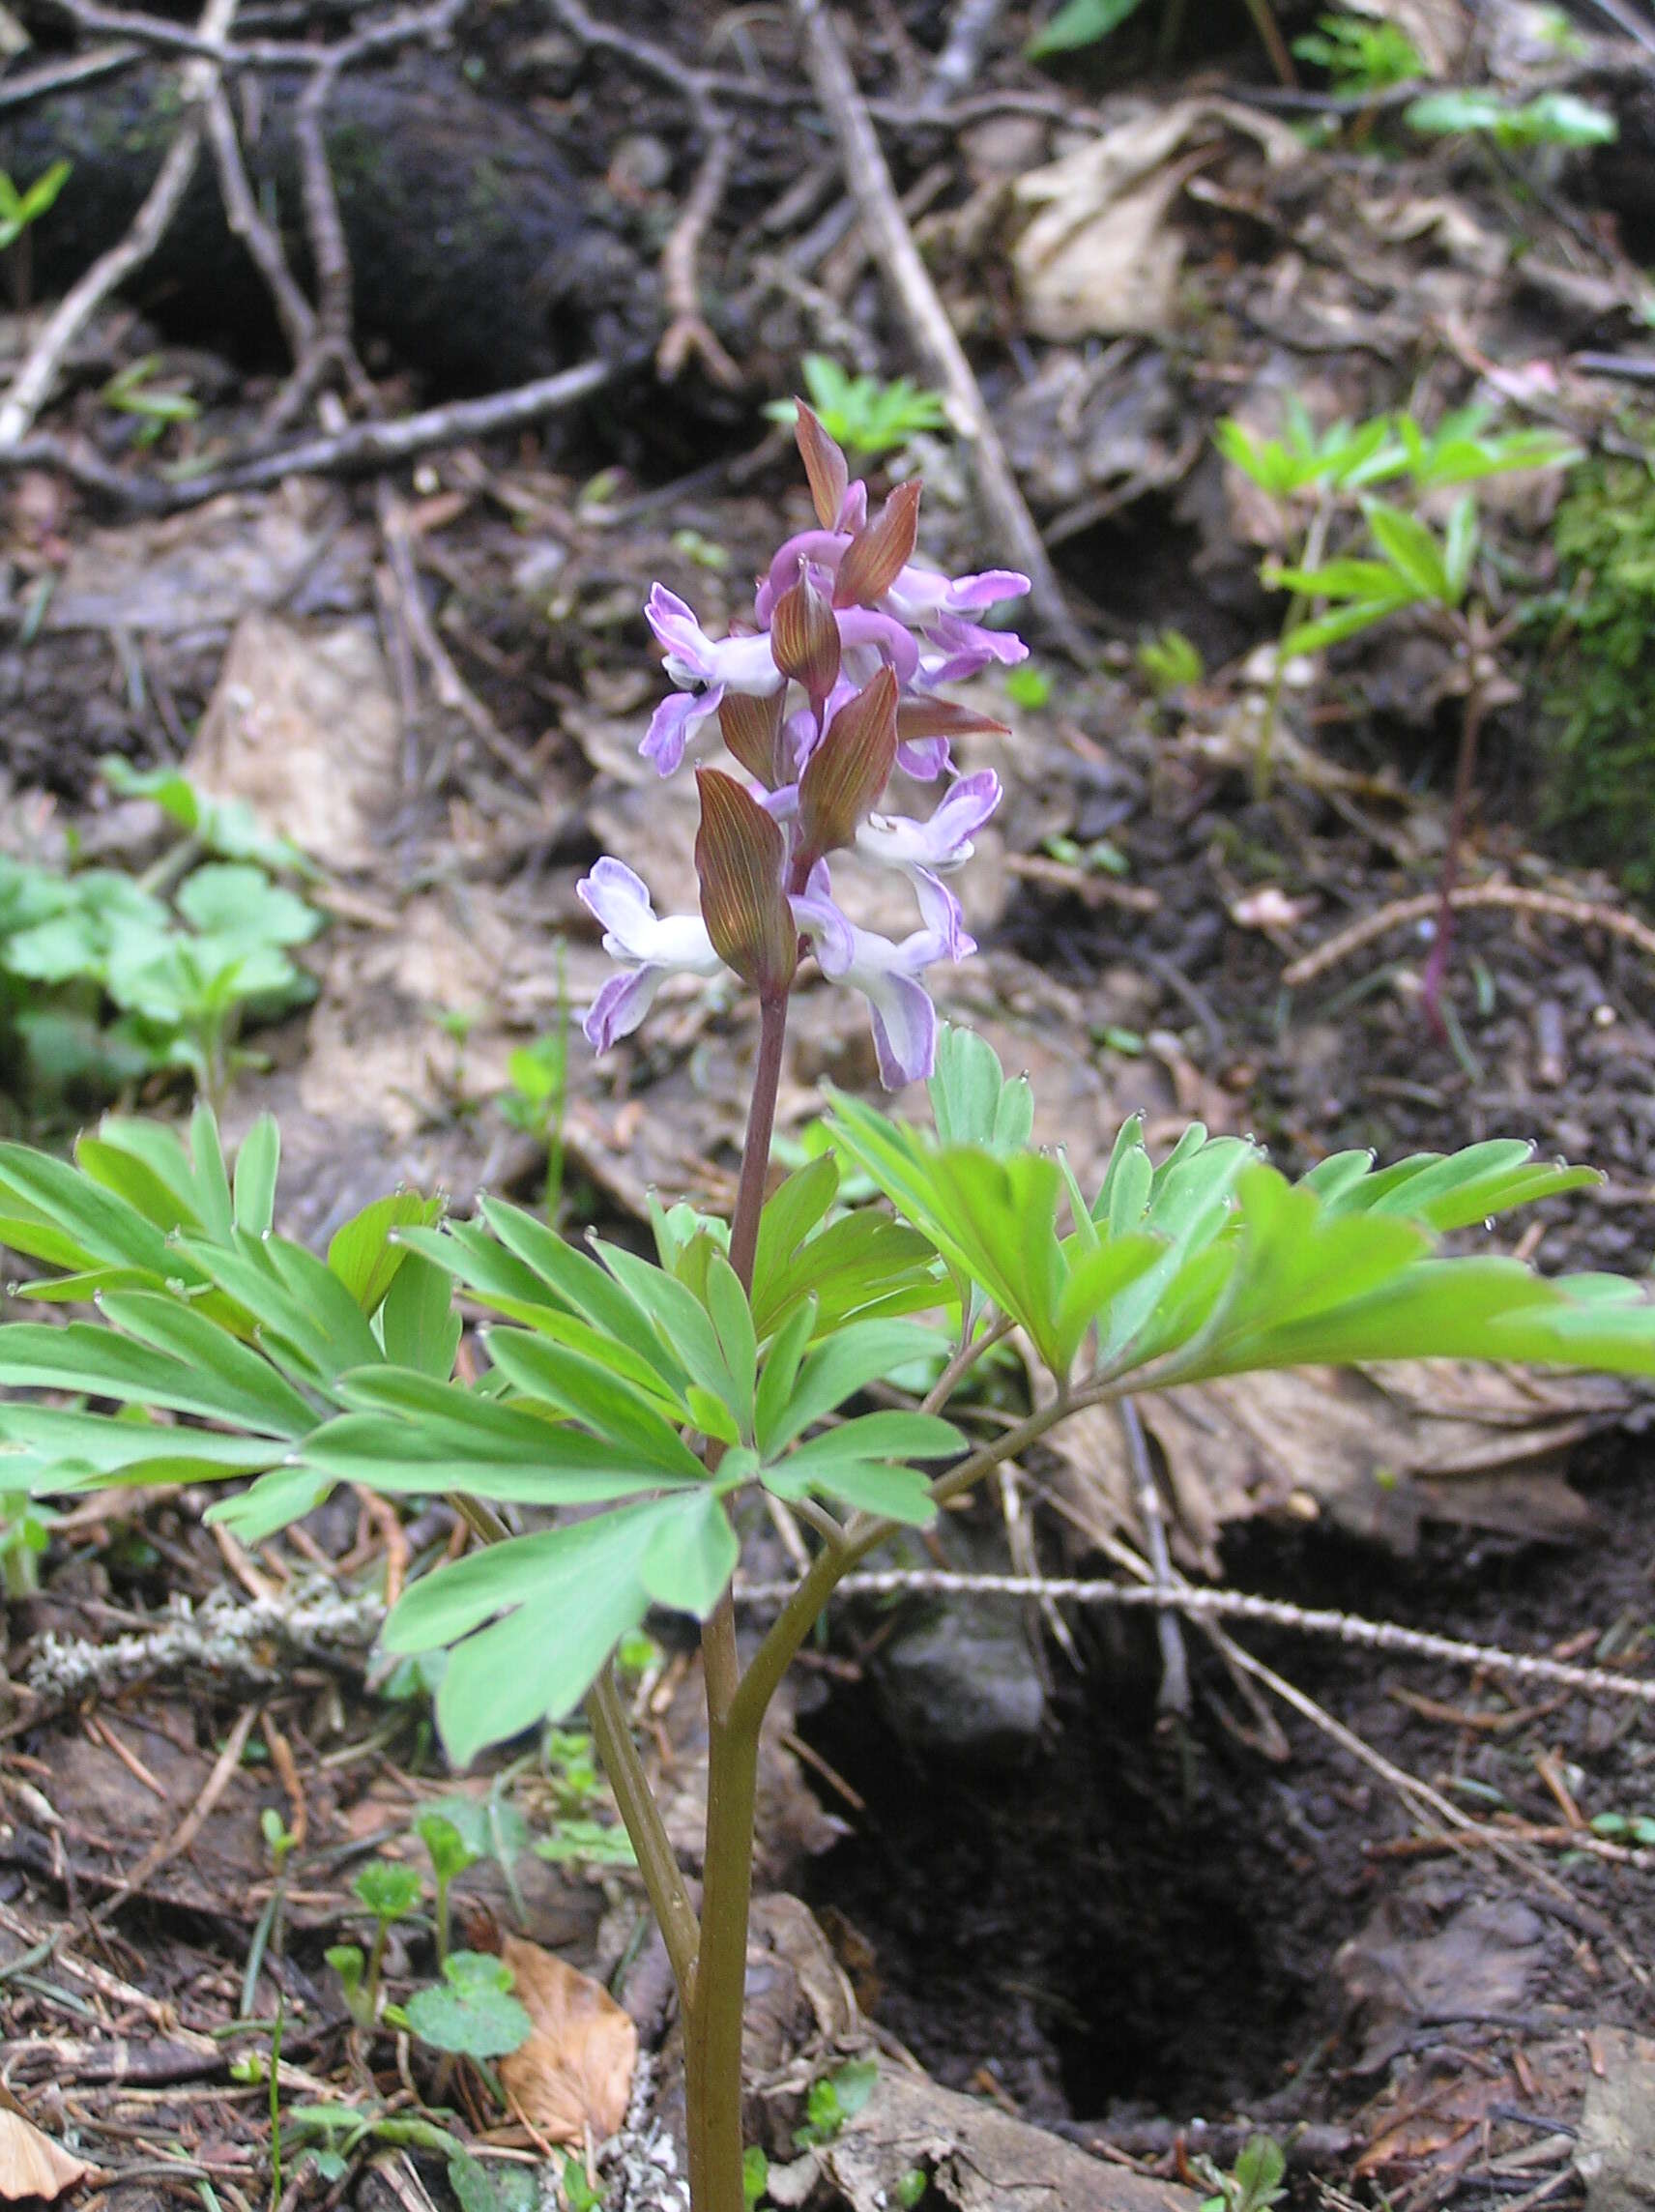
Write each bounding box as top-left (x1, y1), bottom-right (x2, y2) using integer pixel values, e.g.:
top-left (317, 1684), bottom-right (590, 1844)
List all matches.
top-left (769, 576), bottom-right (842, 709)
top-left (797, 666), bottom-right (898, 865)
top-left (833, 480), bottom-right (921, 610)
top-left (694, 767), bottom-right (798, 1001)
top-left (795, 402), bottom-right (849, 531)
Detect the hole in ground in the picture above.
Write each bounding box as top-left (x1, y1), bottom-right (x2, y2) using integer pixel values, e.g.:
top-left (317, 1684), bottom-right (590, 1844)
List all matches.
top-left (798, 1604), bottom-right (1367, 2126)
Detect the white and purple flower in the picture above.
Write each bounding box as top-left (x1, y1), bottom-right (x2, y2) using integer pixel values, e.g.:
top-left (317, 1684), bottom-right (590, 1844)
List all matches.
top-left (582, 409), bottom-right (1029, 1085)
top-left (577, 858), bottom-right (727, 1050)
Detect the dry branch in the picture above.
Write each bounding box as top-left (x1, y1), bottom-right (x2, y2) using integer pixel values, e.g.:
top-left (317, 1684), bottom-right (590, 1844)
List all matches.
top-left (788, 0), bottom-right (1087, 659)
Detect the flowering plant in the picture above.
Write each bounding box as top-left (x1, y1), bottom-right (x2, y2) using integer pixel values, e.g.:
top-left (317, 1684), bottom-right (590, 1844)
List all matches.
top-left (6, 408), bottom-right (1655, 2212)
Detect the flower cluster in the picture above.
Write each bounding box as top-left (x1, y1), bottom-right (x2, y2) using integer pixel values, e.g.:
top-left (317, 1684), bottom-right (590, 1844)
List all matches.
top-left (577, 406), bottom-right (1029, 1086)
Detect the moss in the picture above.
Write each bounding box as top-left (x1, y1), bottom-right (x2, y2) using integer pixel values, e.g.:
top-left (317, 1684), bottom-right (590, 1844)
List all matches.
top-left (1534, 447), bottom-right (1655, 896)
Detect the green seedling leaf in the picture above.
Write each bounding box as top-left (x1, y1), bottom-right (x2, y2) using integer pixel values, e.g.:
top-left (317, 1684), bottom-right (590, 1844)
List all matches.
top-left (448, 2154), bottom-right (539, 2212)
top-left (405, 1951), bottom-right (531, 2059)
top-left (352, 1861), bottom-right (422, 1921)
top-left (415, 1812), bottom-right (479, 1884)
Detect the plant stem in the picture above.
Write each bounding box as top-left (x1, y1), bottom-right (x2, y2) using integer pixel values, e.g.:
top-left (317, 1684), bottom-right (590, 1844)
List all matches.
top-left (1420, 625), bottom-right (1488, 1037)
top-left (728, 994), bottom-right (790, 1291)
top-left (683, 983), bottom-right (791, 2212)
top-left (1257, 496), bottom-right (1329, 799)
top-left (586, 1663), bottom-right (701, 1999)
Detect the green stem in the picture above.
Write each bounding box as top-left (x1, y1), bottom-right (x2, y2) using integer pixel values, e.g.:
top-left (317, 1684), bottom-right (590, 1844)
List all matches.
top-left (684, 986), bottom-right (791, 2212)
top-left (1258, 497), bottom-right (1329, 799)
top-left (586, 1663), bottom-right (701, 2000)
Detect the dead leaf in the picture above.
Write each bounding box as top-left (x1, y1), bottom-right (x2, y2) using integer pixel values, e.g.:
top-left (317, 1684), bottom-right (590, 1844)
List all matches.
top-left (1012, 101), bottom-right (1302, 340)
top-left (1047, 1361), bottom-right (1622, 1572)
top-left (498, 1937), bottom-right (637, 2143)
top-left (0, 2106), bottom-right (94, 2201)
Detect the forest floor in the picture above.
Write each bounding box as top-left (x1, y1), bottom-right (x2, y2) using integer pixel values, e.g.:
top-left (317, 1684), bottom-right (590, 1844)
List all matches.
top-left (6, 2), bottom-right (1655, 2210)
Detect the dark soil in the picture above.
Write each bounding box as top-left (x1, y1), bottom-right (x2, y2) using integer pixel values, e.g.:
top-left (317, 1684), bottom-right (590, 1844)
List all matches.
top-left (799, 1443), bottom-right (1655, 2136)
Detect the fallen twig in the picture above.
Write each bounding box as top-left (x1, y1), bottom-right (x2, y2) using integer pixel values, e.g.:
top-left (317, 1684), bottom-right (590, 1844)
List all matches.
top-left (737, 1566), bottom-right (1655, 1707)
top-left (1283, 881), bottom-right (1655, 989)
top-left (788, 0), bottom-right (1088, 660)
top-left (0, 0), bottom-right (241, 449)
top-left (0, 356), bottom-right (621, 510)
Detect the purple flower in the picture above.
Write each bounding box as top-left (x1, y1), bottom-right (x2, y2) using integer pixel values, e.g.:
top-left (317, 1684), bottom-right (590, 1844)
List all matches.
top-left (794, 865), bottom-right (969, 1088)
top-left (857, 770), bottom-right (1001, 959)
top-left (643, 585), bottom-right (786, 775)
top-left (576, 858), bottom-right (726, 1048)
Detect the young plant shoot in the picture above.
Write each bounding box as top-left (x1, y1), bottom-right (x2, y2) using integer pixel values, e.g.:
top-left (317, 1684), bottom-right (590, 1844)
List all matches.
top-left (8, 406), bottom-right (1655, 2212)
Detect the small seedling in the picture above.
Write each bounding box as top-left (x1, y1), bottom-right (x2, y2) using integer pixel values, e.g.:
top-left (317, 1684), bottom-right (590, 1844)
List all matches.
top-left (101, 356), bottom-right (201, 449)
top-left (0, 160), bottom-right (70, 307)
top-left (1263, 411), bottom-right (1578, 1025)
top-left (741, 2148), bottom-right (769, 2211)
top-left (500, 1007), bottom-right (568, 1217)
top-left (325, 1943), bottom-right (370, 2028)
top-left (560, 2153), bottom-right (606, 2212)
top-left (1136, 626), bottom-right (1204, 698)
top-left (243, 1808), bottom-right (299, 2017)
top-left (1292, 11), bottom-right (1422, 95)
top-left (415, 1810), bottom-right (480, 1964)
top-left (1196, 2135), bottom-right (1288, 2212)
top-left (101, 757), bottom-right (316, 880)
top-left (399, 1949), bottom-right (532, 2059)
top-left (346, 1859), bottom-right (422, 2023)
top-left (766, 357), bottom-right (947, 470)
top-left (0, 1491), bottom-right (53, 1597)
top-left (1589, 1810), bottom-right (1655, 1846)
top-left (793, 2059), bottom-right (879, 2149)
top-left (281, 2103), bottom-right (464, 2184)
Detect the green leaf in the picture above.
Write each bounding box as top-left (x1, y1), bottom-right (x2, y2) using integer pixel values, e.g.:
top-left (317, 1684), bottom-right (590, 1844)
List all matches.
top-left (1279, 594), bottom-right (1420, 658)
top-left (384, 1503), bottom-right (676, 1761)
top-left (233, 1118), bottom-right (281, 1235)
top-left (327, 1192), bottom-right (443, 1314)
top-left (405, 1953), bottom-right (531, 2059)
top-left (96, 1291), bottom-right (320, 1434)
top-left (754, 1298), bottom-right (817, 1449)
top-left (752, 1154), bottom-right (840, 1301)
top-left (1363, 501), bottom-right (1453, 604)
top-left (703, 1255), bottom-right (757, 1436)
top-left (928, 1025), bottom-right (1033, 1154)
top-left (179, 1228), bottom-right (383, 1383)
top-left (0, 1318), bottom-right (309, 1432)
top-left (479, 1329), bottom-right (706, 1475)
top-left (640, 1488), bottom-right (738, 1615)
top-left (757, 1319), bottom-right (945, 1455)
top-left (0, 1143), bottom-right (177, 1281)
top-left (379, 1252), bottom-right (463, 1379)
top-left (1027, 0), bottom-right (1145, 57)
top-left (304, 1371), bottom-right (699, 1504)
top-left (482, 1200), bottom-right (673, 1371)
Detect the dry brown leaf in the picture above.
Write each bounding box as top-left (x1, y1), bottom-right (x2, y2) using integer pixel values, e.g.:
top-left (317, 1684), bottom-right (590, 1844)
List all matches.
top-left (0, 2106), bottom-right (95, 2201)
top-left (498, 1937), bottom-right (637, 2144)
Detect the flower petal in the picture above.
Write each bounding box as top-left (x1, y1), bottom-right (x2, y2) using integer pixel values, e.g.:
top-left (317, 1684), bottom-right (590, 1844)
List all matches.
top-left (642, 685), bottom-right (721, 775)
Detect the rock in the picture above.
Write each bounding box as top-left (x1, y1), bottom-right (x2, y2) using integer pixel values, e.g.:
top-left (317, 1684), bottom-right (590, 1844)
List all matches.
top-left (1578, 2027), bottom-right (1655, 2212)
top-left (873, 1526), bottom-right (1047, 1764)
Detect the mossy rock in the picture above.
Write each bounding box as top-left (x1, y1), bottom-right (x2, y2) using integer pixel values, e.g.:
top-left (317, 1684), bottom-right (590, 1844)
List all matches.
top-left (1533, 448), bottom-right (1655, 898)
